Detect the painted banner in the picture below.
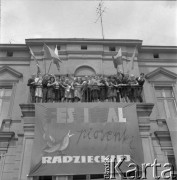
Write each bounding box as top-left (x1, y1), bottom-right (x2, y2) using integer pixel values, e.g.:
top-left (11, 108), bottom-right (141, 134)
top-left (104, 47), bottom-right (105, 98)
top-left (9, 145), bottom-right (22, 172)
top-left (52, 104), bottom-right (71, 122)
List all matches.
top-left (29, 103), bottom-right (144, 176)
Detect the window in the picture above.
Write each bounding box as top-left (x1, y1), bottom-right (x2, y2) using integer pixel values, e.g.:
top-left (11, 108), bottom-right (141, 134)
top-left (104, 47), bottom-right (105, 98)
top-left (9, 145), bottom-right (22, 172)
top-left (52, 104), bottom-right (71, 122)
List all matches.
top-left (90, 174), bottom-right (104, 179)
top-left (109, 46), bottom-right (116, 51)
top-left (153, 54), bottom-right (159, 58)
top-left (0, 86), bottom-right (12, 125)
top-left (39, 176), bottom-right (52, 180)
top-left (6, 51), bottom-right (13, 57)
top-left (73, 175), bottom-right (86, 180)
top-left (155, 86), bottom-right (177, 118)
top-left (57, 46), bottom-right (60, 50)
top-left (81, 45), bottom-right (87, 50)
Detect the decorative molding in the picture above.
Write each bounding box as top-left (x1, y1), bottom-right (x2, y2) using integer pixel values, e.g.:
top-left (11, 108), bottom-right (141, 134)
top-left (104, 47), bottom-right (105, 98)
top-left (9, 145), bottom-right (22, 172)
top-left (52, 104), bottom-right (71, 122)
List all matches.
top-left (0, 44), bottom-right (28, 50)
top-left (139, 124), bottom-right (151, 132)
top-left (154, 131), bottom-right (173, 154)
top-left (19, 104), bottom-right (35, 117)
top-left (140, 46), bottom-right (177, 53)
top-left (145, 67), bottom-right (177, 82)
top-left (0, 57), bottom-right (30, 61)
top-left (25, 38), bottom-right (143, 46)
top-left (154, 131), bottom-right (170, 139)
top-left (23, 124), bottom-right (35, 132)
top-left (138, 59), bottom-right (177, 63)
top-left (0, 65), bottom-right (23, 78)
top-left (136, 103), bottom-right (154, 117)
top-left (0, 132), bottom-right (15, 141)
top-left (139, 65), bottom-right (177, 68)
top-left (74, 65), bottom-right (96, 76)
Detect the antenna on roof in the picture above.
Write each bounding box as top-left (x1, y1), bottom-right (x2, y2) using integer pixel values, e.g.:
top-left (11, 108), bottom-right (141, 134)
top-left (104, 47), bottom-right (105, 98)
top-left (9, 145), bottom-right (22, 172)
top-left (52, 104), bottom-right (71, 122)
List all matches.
top-left (95, 0), bottom-right (106, 39)
top-left (9, 39), bottom-right (15, 44)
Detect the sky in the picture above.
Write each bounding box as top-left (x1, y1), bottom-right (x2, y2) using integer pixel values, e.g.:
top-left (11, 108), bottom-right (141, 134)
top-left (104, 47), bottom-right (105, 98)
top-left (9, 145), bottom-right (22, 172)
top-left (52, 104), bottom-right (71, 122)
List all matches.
top-left (1, 0), bottom-right (177, 46)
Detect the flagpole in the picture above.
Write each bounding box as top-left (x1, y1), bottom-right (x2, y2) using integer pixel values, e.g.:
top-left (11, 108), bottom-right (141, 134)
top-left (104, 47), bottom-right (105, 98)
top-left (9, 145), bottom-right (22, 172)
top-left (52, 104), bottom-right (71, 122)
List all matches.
top-left (47, 59), bottom-right (53, 74)
top-left (42, 45), bottom-right (46, 74)
top-left (44, 58), bottom-right (46, 74)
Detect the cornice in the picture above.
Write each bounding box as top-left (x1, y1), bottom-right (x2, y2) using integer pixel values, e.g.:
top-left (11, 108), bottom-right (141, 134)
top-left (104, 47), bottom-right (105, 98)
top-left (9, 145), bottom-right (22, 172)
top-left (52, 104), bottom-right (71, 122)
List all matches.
top-left (0, 44), bottom-right (28, 51)
top-left (32, 50), bottom-right (137, 57)
top-left (154, 131), bottom-right (170, 139)
top-left (19, 104), bottom-right (35, 117)
top-left (138, 59), bottom-right (177, 63)
top-left (25, 38), bottom-right (143, 47)
top-left (140, 46), bottom-right (177, 53)
top-left (136, 103), bottom-right (154, 117)
top-left (0, 57), bottom-right (30, 61)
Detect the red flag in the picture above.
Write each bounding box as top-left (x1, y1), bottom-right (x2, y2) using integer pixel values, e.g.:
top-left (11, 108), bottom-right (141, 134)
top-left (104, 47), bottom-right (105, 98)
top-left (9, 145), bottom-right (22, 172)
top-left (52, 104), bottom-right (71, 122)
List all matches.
top-left (112, 48), bottom-right (122, 69)
top-left (43, 44), bottom-right (61, 71)
top-left (29, 47), bottom-right (41, 74)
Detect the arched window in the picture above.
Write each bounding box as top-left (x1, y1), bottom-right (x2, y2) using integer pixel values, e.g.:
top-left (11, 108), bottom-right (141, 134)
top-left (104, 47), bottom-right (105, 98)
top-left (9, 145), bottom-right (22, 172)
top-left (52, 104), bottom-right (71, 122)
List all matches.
top-left (74, 66), bottom-right (96, 76)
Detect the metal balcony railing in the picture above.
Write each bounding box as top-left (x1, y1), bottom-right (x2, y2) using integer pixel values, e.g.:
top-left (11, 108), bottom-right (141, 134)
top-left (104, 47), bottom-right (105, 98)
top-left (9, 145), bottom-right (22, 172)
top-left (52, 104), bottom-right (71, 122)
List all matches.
top-left (28, 84), bottom-right (144, 103)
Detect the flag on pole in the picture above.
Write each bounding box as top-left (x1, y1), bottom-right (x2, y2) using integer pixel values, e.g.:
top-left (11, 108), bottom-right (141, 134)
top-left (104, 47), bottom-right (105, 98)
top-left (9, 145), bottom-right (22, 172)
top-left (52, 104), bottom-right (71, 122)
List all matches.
top-left (43, 44), bottom-right (61, 71)
top-left (112, 48), bottom-right (122, 69)
top-left (29, 47), bottom-right (41, 74)
top-left (128, 47), bottom-right (136, 72)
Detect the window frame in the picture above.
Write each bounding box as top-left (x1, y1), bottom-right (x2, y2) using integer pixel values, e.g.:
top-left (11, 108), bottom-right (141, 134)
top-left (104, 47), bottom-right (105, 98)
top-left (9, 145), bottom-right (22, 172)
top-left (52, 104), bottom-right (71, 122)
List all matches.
top-left (152, 84), bottom-right (177, 119)
top-left (0, 81), bottom-right (16, 118)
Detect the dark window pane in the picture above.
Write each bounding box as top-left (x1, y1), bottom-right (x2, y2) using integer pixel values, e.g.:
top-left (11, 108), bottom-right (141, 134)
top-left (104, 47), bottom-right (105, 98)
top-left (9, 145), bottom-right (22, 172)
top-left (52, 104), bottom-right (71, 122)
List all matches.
top-left (153, 54), bottom-right (159, 58)
top-left (39, 176), bottom-right (52, 180)
top-left (90, 174), bottom-right (104, 179)
top-left (7, 51), bottom-right (13, 57)
top-left (73, 175), bottom-right (86, 180)
top-left (81, 45), bottom-right (87, 50)
top-left (109, 46), bottom-right (116, 51)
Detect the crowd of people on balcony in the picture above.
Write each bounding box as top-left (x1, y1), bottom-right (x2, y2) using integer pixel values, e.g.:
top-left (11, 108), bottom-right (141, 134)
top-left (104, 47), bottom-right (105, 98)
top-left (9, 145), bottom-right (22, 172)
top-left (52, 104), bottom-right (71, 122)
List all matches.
top-left (27, 71), bottom-right (145, 103)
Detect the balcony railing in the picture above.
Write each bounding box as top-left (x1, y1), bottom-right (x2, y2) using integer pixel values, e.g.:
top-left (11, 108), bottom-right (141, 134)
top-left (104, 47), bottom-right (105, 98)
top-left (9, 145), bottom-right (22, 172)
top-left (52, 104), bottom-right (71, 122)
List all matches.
top-left (29, 84), bottom-right (144, 103)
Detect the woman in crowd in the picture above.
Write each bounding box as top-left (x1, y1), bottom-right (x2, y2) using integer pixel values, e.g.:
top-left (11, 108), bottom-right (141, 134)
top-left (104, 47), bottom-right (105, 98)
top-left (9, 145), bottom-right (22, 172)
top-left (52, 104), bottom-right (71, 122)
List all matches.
top-left (27, 74), bottom-right (36, 103)
top-left (60, 76), bottom-right (66, 102)
top-left (91, 76), bottom-right (100, 102)
top-left (47, 76), bottom-right (55, 103)
top-left (73, 77), bottom-right (82, 102)
top-left (42, 74), bottom-right (49, 103)
top-left (54, 76), bottom-right (61, 102)
top-left (34, 74), bottom-right (43, 103)
top-left (64, 79), bottom-right (74, 102)
top-left (128, 74), bottom-right (139, 102)
top-left (99, 76), bottom-right (108, 102)
top-left (136, 73), bottom-right (145, 102)
top-left (121, 73), bottom-right (130, 102)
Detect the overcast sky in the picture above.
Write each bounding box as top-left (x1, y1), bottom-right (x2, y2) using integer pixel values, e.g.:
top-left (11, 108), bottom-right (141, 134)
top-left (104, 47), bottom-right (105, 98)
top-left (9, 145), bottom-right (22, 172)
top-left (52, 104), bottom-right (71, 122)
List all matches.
top-left (1, 0), bottom-right (177, 46)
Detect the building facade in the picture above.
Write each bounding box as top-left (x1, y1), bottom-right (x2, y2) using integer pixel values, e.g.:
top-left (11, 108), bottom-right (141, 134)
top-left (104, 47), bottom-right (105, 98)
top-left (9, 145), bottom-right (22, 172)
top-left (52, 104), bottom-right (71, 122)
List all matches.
top-left (0, 38), bottom-right (177, 180)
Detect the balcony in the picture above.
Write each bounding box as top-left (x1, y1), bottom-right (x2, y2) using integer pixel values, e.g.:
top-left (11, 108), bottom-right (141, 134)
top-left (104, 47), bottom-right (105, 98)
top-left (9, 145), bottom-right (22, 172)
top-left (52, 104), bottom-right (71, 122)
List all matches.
top-left (28, 84), bottom-right (144, 103)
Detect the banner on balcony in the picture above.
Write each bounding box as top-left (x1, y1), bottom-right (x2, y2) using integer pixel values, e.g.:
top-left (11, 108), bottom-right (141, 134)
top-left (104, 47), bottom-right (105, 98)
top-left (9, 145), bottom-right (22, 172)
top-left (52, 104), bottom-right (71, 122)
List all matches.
top-left (29, 103), bottom-right (144, 176)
